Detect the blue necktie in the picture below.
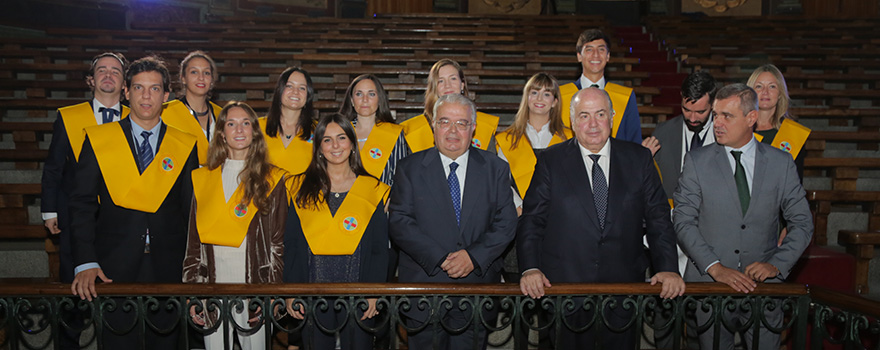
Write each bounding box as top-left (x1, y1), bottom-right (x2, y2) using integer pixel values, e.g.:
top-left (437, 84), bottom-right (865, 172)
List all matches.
top-left (138, 131), bottom-right (154, 173)
top-left (98, 107), bottom-right (119, 124)
top-left (448, 162), bottom-right (461, 226)
top-left (589, 154), bottom-right (607, 230)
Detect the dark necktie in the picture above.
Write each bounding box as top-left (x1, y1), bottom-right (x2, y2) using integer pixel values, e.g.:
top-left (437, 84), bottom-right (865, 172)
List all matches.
top-left (690, 129), bottom-right (704, 151)
top-left (98, 107), bottom-right (119, 124)
top-left (731, 151), bottom-right (750, 216)
top-left (590, 84), bottom-right (600, 88)
top-left (138, 131), bottom-right (154, 173)
top-left (589, 154), bottom-right (607, 229)
top-left (448, 162), bottom-right (461, 226)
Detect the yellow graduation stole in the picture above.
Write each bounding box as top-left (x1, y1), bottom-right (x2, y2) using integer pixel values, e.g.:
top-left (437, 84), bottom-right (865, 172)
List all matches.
top-left (754, 119), bottom-right (811, 160)
top-left (59, 102), bottom-right (129, 161)
top-left (294, 176), bottom-right (389, 255)
top-left (495, 128), bottom-right (571, 199)
top-left (86, 122), bottom-right (196, 213)
top-left (359, 122), bottom-right (402, 178)
top-left (471, 112), bottom-right (499, 150)
top-left (192, 166), bottom-right (286, 247)
top-left (259, 117), bottom-right (313, 175)
top-left (401, 115), bottom-right (434, 153)
top-left (558, 82), bottom-right (631, 138)
top-left (162, 99), bottom-right (221, 166)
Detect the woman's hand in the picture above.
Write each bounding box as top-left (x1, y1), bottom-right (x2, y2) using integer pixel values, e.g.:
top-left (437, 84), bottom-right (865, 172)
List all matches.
top-left (286, 298), bottom-right (305, 320)
top-left (189, 303), bottom-right (206, 326)
top-left (360, 298), bottom-right (379, 320)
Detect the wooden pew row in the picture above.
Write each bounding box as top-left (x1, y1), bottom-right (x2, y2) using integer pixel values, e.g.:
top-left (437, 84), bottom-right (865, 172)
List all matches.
top-left (837, 230), bottom-right (880, 294)
top-left (809, 190), bottom-right (880, 246)
top-left (681, 58), bottom-right (880, 74)
top-left (645, 16), bottom-right (880, 39)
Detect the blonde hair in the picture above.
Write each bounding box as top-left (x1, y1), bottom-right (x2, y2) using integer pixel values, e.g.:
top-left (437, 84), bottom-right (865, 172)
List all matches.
top-left (507, 73), bottom-right (568, 149)
top-left (746, 64), bottom-right (795, 129)
top-left (424, 59), bottom-right (469, 122)
top-left (207, 101), bottom-right (277, 212)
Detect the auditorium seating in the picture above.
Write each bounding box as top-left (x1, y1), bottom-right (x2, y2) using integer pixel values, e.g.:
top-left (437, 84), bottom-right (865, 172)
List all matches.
top-left (1, 13), bottom-right (878, 293)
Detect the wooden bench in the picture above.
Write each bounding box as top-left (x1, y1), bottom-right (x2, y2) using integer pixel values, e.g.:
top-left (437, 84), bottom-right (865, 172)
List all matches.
top-left (837, 230), bottom-right (880, 294)
top-left (807, 190), bottom-right (880, 245)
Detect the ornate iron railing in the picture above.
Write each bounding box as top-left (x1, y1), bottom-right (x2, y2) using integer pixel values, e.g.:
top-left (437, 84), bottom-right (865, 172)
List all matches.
top-left (0, 283), bottom-right (877, 349)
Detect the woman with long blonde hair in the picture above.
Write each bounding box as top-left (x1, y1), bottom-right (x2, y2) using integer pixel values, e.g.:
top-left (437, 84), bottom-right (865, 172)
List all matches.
top-left (747, 64), bottom-right (805, 180)
top-left (183, 101), bottom-right (289, 349)
top-left (400, 58), bottom-right (500, 153)
top-left (496, 72), bottom-right (571, 214)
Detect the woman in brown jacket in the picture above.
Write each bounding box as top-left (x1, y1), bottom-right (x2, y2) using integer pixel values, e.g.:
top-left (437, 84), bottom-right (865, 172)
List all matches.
top-left (183, 101), bottom-right (288, 350)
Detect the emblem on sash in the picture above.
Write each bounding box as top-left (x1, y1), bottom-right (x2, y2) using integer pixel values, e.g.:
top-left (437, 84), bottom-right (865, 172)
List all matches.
top-left (471, 138), bottom-right (482, 148)
top-left (342, 217), bottom-right (358, 231)
top-left (779, 141), bottom-right (792, 153)
top-left (234, 203), bottom-right (248, 217)
top-left (162, 157), bottom-right (174, 171)
top-left (369, 148), bottom-right (382, 159)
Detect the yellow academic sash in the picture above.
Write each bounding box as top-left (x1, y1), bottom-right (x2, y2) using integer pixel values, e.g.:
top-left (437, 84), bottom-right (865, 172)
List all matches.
top-left (768, 119), bottom-right (811, 160)
top-left (558, 82), bottom-right (631, 138)
top-left (259, 117), bottom-right (313, 175)
top-left (359, 122), bottom-right (402, 178)
top-left (471, 112), bottom-right (499, 151)
top-left (294, 176), bottom-right (390, 255)
top-left (401, 115), bottom-right (434, 153)
top-left (59, 102), bottom-right (129, 161)
top-left (162, 100), bottom-right (221, 166)
top-left (495, 128), bottom-right (571, 199)
top-left (192, 167), bottom-right (286, 247)
top-left (86, 122), bottom-right (196, 213)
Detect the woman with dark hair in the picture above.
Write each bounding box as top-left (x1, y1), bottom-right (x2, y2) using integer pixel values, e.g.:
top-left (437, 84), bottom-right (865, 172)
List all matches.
top-left (284, 113), bottom-right (390, 350)
top-left (400, 58), bottom-right (499, 153)
top-left (163, 50), bottom-right (223, 165)
top-left (261, 66), bottom-right (319, 174)
top-left (496, 72), bottom-right (571, 215)
top-left (746, 64), bottom-right (807, 181)
top-left (338, 74), bottom-right (409, 186)
top-left (183, 101), bottom-right (288, 349)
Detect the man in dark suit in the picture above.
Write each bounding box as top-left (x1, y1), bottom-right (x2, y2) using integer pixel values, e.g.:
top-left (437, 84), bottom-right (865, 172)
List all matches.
top-left (646, 70), bottom-right (717, 349)
top-left (389, 93), bottom-right (517, 350)
top-left (41, 52), bottom-right (128, 283)
top-left (39, 52), bottom-right (128, 350)
top-left (675, 84), bottom-right (812, 349)
top-left (517, 87), bottom-right (684, 349)
top-left (558, 28), bottom-right (642, 144)
top-left (69, 56), bottom-right (198, 348)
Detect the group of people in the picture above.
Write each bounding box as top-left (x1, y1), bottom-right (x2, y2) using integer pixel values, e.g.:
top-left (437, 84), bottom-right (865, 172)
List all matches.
top-left (39, 27), bottom-right (813, 350)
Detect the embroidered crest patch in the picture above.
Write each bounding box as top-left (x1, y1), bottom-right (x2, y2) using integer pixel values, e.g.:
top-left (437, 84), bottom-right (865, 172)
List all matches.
top-left (471, 138), bottom-right (482, 148)
top-left (234, 203), bottom-right (248, 217)
top-left (161, 157), bottom-right (174, 171)
top-left (778, 141), bottom-right (792, 153)
top-left (369, 148), bottom-right (382, 159)
top-left (342, 217), bottom-right (358, 231)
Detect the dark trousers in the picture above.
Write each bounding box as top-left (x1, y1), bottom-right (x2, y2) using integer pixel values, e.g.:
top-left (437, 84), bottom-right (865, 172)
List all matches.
top-left (550, 297), bottom-right (636, 350)
top-left (652, 298), bottom-right (699, 350)
top-left (405, 307), bottom-right (490, 350)
top-left (302, 299), bottom-right (374, 350)
top-left (695, 298), bottom-right (783, 350)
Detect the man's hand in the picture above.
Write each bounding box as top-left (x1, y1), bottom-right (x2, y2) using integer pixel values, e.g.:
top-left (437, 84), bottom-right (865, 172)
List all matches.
top-left (744, 262), bottom-right (779, 282)
top-left (71, 268), bottom-right (112, 301)
top-left (286, 298), bottom-right (304, 320)
top-left (440, 250), bottom-right (474, 279)
top-left (650, 271), bottom-right (685, 299)
top-left (519, 269), bottom-right (551, 299)
top-left (44, 218), bottom-right (61, 234)
top-left (641, 136), bottom-right (661, 156)
top-left (707, 264), bottom-right (756, 293)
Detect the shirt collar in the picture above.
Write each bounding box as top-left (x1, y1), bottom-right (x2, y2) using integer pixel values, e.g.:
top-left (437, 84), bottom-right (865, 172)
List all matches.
top-left (439, 148), bottom-right (470, 168)
top-left (579, 75), bottom-right (606, 90)
top-left (577, 138), bottom-right (611, 159)
top-left (92, 98), bottom-right (121, 116)
top-left (723, 135), bottom-right (757, 155)
top-left (526, 120), bottom-right (550, 134)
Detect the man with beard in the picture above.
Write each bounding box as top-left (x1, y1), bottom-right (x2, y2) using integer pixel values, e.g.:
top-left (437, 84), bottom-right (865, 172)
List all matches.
top-left (645, 71), bottom-right (716, 349)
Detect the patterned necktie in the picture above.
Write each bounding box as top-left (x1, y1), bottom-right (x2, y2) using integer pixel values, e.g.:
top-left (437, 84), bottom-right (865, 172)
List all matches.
top-left (731, 151), bottom-right (750, 216)
top-left (98, 107), bottom-right (119, 124)
top-left (589, 154), bottom-right (607, 229)
top-left (448, 162), bottom-right (461, 226)
top-left (690, 129), bottom-right (704, 151)
top-left (138, 131), bottom-right (154, 173)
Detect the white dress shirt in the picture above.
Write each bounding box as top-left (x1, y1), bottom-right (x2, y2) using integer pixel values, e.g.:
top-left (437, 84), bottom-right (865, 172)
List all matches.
top-left (578, 139), bottom-right (611, 190)
top-left (679, 117), bottom-right (716, 169)
top-left (579, 75), bottom-right (607, 90)
top-left (91, 98), bottom-right (123, 125)
top-left (439, 149), bottom-right (469, 205)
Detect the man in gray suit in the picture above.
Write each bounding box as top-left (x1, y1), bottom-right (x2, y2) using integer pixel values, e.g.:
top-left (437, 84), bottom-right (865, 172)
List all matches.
top-left (674, 83), bottom-right (813, 349)
top-left (390, 93), bottom-right (517, 349)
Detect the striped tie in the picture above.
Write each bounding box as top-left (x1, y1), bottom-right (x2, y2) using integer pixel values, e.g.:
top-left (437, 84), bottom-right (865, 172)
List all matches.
top-left (138, 131), bottom-right (154, 173)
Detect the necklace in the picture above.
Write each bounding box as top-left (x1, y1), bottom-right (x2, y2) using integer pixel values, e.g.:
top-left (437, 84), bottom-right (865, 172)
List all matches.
top-left (193, 108), bottom-right (209, 117)
top-left (284, 134), bottom-right (293, 140)
top-left (357, 137), bottom-right (368, 142)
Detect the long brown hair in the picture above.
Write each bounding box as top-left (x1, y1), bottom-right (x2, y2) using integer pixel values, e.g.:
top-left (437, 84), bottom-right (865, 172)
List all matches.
top-left (207, 101), bottom-right (277, 212)
top-left (265, 67), bottom-right (317, 141)
top-left (507, 72), bottom-right (568, 149)
top-left (338, 74), bottom-right (395, 124)
top-left (295, 113), bottom-right (375, 210)
top-left (424, 59), bottom-right (469, 122)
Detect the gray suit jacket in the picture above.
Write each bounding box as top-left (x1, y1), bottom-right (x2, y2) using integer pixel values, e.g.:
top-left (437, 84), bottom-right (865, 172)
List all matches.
top-left (674, 141), bottom-right (813, 282)
top-left (389, 147), bottom-right (517, 284)
top-left (652, 115), bottom-right (685, 200)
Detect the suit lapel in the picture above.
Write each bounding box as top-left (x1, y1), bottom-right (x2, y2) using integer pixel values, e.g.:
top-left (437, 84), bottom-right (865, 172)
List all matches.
top-left (604, 139), bottom-right (625, 236)
top-left (746, 143), bottom-right (768, 219)
top-left (670, 118), bottom-right (684, 173)
top-left (459, 148), bottom-right (481, 232)
top-left (421, 149), bottom-right (459, 230)
top-left (560, 140), bottom-right (601, 231)
top-left (119, 118), bottom-right (138, 160)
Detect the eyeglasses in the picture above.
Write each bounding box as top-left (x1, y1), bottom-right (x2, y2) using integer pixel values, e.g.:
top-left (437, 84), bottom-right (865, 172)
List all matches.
top-left (434, 118), bottom-right (473, 130)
